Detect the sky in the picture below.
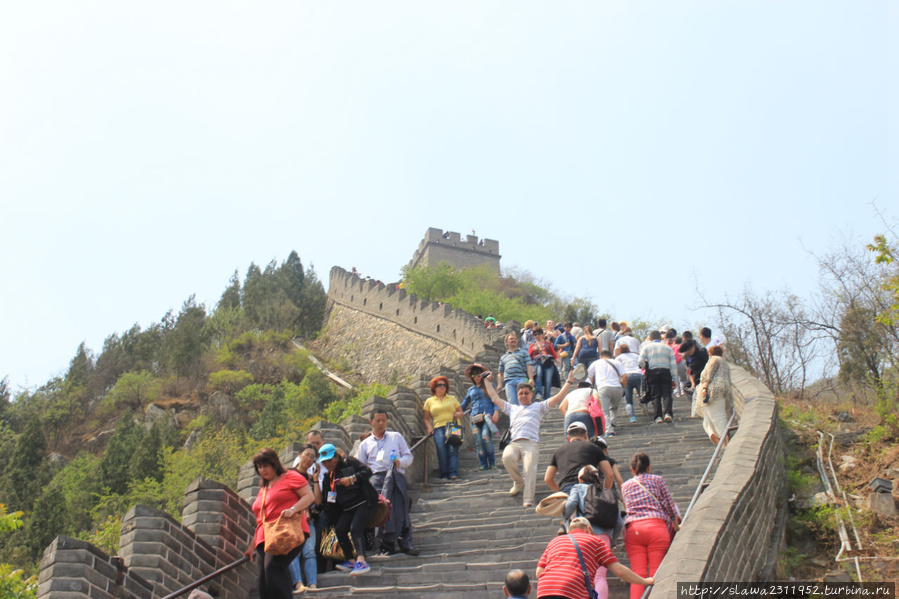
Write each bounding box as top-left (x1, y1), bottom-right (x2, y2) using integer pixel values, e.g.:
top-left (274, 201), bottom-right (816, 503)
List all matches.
top-left (1, 1), bottom-right (895, 392)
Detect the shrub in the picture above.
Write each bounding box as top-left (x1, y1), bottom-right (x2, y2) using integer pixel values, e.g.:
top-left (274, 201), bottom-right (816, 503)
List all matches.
top-left (208, 369), bottom-right (254, 395)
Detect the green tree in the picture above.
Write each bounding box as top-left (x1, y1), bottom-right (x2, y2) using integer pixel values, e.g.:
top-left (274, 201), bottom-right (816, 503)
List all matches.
top-left (0, 377), bottom-right (9, 423)
top-left (562, 297), bottom-right (601, 327)
top-left (218, 270), bottom-right (242, 311)
top-left (0, 563), bottom-right (35, 599)
top-left (120, 323), bottom-right (165, 372)
top-left (99, 413), bottom-right (144, 495)
top-left (164, 295), bottom-right (209, 378)
top-left (129, 421), bottom-right (175, 483)
top-left (108, 371), bottom-right (159, 410)
top-left (401, 263), bottom-right (461, 302)
top-left (1, 419), bottom-right (50, 513)
top-left (296, 266), bottom-right (327, 336)
top-left (249, 388), bottom-right (287, 441)
top-left (280, 251), bottom-right (306, 307)
top-left (158, 428), bottom-right (244, 517)
top-left (867, 233), bottom-right (899, 326)
top-left (64, 342), bottom-right (93, 392)
top-left (0, 503), bottom-right (23, 533)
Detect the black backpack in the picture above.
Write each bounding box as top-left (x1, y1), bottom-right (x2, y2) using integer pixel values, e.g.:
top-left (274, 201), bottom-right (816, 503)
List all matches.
top-left (583, 484), bottom-right (619, 529)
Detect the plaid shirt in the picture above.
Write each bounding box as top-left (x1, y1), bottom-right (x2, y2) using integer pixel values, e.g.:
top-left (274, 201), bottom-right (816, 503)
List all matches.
top-left (621, 473), bottom-right (679, 525)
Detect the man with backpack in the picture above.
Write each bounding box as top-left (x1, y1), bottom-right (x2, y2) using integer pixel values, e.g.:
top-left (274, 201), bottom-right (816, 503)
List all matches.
top-left (543, 422), bottom-right (614, 494)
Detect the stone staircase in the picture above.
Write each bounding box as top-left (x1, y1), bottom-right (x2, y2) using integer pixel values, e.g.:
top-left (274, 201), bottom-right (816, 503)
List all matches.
top-left (313, 394), bottom-right (717, 598)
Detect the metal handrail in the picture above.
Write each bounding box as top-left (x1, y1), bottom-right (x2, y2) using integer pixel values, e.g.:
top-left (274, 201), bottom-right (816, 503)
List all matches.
top-left (681, 410), bottom-right (739, 522)
top-left (160, 555), bottom-right (250, 599)
top-left (409, 431), bottom-right (434, 485)
top-left (642, 408), bottom-right (739, 599)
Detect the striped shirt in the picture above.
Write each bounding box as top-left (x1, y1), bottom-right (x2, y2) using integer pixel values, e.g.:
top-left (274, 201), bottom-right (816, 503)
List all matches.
top-left (621, 473), bottom-right (679, 525)
top-left (503, 400), bottom-right (551, 443)
top-left (498, 348), bottom-right (531, 379)
top-left (536, 530), bottom-right (617, 599)
top-left (638, 341), bottom-right (678, 380)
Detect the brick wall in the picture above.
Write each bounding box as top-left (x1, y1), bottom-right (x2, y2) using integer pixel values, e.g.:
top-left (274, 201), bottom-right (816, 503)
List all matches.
top-left (328, 266), bottom-right (506, 358)
top-left (408, 227), bottom-right (501, 273)
top-left (649, 365), bottom-right (786, 594)
top-left (38, 536), bottom-right (153, 599)
top-left (39, 478), bottom-right (256, 599)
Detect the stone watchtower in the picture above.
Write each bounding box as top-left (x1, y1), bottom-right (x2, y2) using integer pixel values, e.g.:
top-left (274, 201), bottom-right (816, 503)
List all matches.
top-left (407, 227), bottom-right (501, 273)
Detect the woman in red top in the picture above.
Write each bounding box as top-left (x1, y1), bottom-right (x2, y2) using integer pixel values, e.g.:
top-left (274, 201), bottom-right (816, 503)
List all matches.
top-left (529, 326), bottom-right (560, 401)
top-left (244, 448), bottom-right (315, 599)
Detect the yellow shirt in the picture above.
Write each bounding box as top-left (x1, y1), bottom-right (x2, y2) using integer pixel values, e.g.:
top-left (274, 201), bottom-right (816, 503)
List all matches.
top-left (423, 394), bottom-right (461, 428)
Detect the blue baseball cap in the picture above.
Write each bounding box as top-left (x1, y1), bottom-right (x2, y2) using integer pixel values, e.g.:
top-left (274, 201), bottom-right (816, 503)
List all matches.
top-left (317, 443), bottom-right (337, 461)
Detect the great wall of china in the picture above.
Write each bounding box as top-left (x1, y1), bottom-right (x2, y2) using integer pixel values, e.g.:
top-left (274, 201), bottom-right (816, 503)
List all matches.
top-left (37, 264), bottom-right (786, 599)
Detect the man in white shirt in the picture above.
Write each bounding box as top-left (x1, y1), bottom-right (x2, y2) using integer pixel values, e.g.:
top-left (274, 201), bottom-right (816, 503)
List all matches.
top-left (699, 327), bottom-right (725, 351)
top-left (614, 330), bottom-right (640, 355)
top-left (595, 318), bottom-right (615, 354)
top-left (587, 351), bottom-right (625, 436)
top-left (356, 409), bottom-right (417, 555)
top-left (485, 372), bottom-right (576, 508)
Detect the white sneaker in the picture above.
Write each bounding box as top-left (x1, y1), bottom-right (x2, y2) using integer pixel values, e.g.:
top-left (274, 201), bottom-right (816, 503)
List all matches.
top-left (509, 484), bottom-right (523, 496)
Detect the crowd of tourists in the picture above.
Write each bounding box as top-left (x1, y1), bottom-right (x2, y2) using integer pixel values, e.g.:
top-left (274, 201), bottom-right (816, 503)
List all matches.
top-left (244, 319), bottom-right (731, 599)
top-left (244, 410), bottom-right (418, 599)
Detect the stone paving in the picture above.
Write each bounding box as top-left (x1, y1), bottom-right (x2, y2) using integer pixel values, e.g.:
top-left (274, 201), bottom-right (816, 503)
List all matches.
top-left (313, 393), bottom-right (717, 598)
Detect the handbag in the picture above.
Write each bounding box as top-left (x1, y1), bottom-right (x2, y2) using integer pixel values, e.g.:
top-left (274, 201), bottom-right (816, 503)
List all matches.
top-left (445, 421), bottom-right (464, 447)
top-left (319, 526), bottom-right (352, 561)
top-left (499, 427), bottom-right (511, 451)
top-left (566, 534), bottom-right (599, 599)
top-left (471, 413), bottom-right (486, 425)
top-left (367, 493), bottom-right (392, 528)
top-left (260, 486), bottom-right (305, 555)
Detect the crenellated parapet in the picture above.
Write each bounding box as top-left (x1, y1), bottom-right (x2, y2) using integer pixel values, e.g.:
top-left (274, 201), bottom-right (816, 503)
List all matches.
top-left (328, 266), bottom-right (507, 359)
top-left (408, 227), bottom-right (501, 273)
top-left (39, 478), bottom-right (256, 599)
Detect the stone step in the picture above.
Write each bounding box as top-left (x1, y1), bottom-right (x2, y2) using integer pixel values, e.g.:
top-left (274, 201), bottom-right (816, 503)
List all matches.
top-left (313, 398), bottom-right (717, 598)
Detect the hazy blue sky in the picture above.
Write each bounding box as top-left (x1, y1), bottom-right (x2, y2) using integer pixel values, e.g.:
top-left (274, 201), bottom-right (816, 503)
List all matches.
top-left (1, 1), bottom-right (895, 391)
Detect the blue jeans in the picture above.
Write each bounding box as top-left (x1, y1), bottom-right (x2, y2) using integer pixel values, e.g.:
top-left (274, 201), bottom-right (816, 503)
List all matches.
top-left (504, 377), bottom-right (527, 406)
top-left (534, 362), bottom-right (556, 399)
top-left (288, 519), bottom-right (317, 587)
top-left (625, 373), bottom-right (643, 417)
top-left (472, 420), bottom-right (495, 469)
top-left (432, 425), bottom-right (459, 478)
top-left (564, 411), bottom-right (596, 437)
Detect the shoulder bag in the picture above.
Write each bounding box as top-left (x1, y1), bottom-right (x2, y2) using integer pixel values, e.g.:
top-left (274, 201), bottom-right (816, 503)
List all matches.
top-left (603, 358), bottom-right (628, 387)
top-left (499, 427), bottom-right (511, 451)
top-left (634, 477), bottom-right (681, 540)
top-left (566, 534), bottom-right (599, 599)
top-left (260, 485), bottom-right (306, 555)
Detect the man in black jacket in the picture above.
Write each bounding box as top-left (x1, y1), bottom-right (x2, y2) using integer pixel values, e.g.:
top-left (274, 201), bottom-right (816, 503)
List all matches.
top-left (679, 339), bottom-right (709, 392)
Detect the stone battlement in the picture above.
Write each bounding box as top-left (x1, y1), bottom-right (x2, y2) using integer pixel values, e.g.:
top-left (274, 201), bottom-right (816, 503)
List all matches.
top-left (329, 265), bottom-right (507, 359)
top-left (408, 227), bottom-right (501, 273)
top-left (38, 478), bottom-right (256, 599)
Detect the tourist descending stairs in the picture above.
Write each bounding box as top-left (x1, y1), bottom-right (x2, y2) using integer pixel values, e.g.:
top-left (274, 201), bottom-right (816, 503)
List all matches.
top-left (313, 395), bottom-right (716, 598)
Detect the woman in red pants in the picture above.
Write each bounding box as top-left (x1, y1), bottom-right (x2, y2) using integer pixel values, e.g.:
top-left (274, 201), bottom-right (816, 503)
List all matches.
top-left (620, 452), bottom-right (681, 599)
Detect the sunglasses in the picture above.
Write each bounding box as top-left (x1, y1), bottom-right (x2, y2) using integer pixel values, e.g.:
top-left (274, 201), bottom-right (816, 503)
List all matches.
top-left (435, 383), bottom-right (447, 388)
